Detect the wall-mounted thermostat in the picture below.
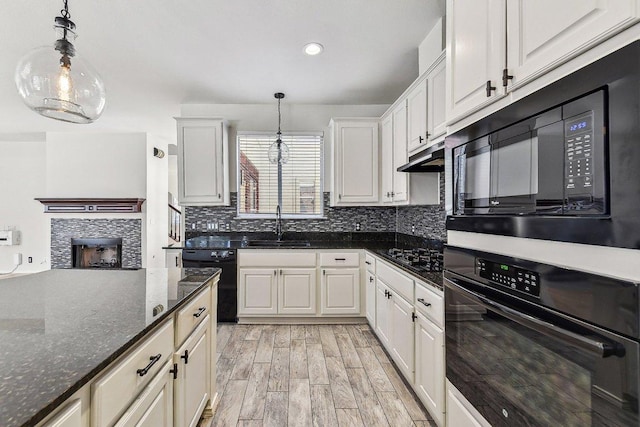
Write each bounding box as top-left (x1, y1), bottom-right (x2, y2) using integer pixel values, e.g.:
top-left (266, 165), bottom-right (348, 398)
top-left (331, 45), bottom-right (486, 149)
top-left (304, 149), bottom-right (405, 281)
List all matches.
top-left (0, 231), bottom-right (20, 246)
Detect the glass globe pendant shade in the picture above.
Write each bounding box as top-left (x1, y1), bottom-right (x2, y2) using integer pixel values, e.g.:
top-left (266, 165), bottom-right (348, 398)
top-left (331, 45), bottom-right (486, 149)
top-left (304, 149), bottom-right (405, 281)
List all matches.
top-left (268, 139), bottom-right (290, 164)
top-left (15, 14), bottom-right (106, 123)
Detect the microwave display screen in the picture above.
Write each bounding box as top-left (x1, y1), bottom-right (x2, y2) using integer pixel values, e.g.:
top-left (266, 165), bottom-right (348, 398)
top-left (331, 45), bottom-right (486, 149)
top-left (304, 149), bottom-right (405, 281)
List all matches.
top-left (566, 114), bottom-right (593, 136)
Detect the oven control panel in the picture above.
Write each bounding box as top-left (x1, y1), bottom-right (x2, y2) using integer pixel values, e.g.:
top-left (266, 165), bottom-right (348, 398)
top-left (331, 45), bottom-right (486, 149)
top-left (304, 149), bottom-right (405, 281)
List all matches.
top-left (476, 258), bottom-right (540, 297)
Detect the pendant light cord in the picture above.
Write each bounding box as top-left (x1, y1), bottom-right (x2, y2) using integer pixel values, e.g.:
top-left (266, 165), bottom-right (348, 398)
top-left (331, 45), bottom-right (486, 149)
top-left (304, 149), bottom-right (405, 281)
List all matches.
top-left (277, 97), bottom-right (282, 139)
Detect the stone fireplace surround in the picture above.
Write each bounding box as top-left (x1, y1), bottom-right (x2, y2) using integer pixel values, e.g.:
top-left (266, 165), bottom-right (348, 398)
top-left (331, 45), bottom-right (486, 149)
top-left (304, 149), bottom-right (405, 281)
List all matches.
top-left (51, 219), bottom-right (142, 269)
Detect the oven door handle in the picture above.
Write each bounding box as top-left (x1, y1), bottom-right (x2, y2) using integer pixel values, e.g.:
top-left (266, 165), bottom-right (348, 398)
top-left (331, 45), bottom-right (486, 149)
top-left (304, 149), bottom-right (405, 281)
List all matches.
top-left (445, 277), bottom-right (625, 359)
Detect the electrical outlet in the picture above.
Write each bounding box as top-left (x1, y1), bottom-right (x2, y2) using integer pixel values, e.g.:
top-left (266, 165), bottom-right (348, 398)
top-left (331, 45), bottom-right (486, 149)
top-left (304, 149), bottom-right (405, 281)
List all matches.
top-left (411, 224), bottom-right (416, 234)
top-left (355, 222), bottom-right (361, 231)
top-left (28, 256), bottom-right (32, 263)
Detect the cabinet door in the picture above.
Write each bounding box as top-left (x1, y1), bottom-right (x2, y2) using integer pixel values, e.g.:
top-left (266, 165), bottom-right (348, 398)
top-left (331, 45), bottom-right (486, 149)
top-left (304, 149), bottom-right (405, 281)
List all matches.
top-left (365, 271), bottom-right (376, 328)
top-left (114, 363), bottom-right (173, 427)
top-left (174, 318), bottom-right (211, 427)
top-left (380, 114), bottom-right (394, 204)
top-left (332, 120), bottom-right (380, 205)
top-left (238, 268), bottom-right (278, 315)
top-left (390, 293), bottom-right (414, 381)
top-left (407, 80), bottom-right (428, 154)
top-left (278, 268), bottom-right (317, 315)
top-left (41, 400), bottom-right (82, 427)
top-left (506, 0), bottom-right (639, 90)
top-left (446, 381), bottom-right (491, 427)
top-left (320, 268), bottom-right (361, 315)
top-left (414, 313), bottom-right (445, 427)
top-left (391, 102), bottom-right (409, 204)
top-left (375, 280), bottom-right (391, 348)
top-left (177, 119), bottom-right (228, 206)
top-left (427, 58), bottom-right (447, 142)
top-left (446, 0), bottom-right (506, 123)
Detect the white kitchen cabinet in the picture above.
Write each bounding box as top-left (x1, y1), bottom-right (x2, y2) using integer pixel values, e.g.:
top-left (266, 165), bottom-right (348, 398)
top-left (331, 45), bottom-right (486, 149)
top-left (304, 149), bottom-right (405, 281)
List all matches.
top-left (173, 317), bottom-right (211, 427)
top-left (506, 0), bottom-right (638, 91)
top-left (446, 0), bottom-right (507, 123)
top-left (42, 400), bottom-right (82, 427)
top-left (320, 267), bottom-right (361, 315)
top-left (278, 268), bottom-right (317, 315)
top-left (114, 362), bottom-right (173, 427)
top-left (176, 118), bottom-right (229, 206)
top-left (415, 312), bottom-right (445, 427)
top-left (407, 79), bottom-right (428, 154)
top-left (238, 268), bottom-right (278, 315)
top-left (446, 380), bottom-right (492, 427)
top-left (375, 279), bottom-right (392, 348)
top-left (390, 289), bottom-right (415, 381)
top-left (427, 57), bottom-right (446, 142)
top-left (446, 0), bottom-right (639, 125)
top-left (329, 118), bottom-right (380, 206)
top-left (380, 113), bottom-right (394, 204)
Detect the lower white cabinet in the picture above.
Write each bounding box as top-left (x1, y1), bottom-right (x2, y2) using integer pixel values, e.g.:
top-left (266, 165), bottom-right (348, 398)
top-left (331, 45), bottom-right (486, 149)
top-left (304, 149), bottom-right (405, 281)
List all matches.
top-left (278, 268), bottom-right (317, 315)
top-left (42, 400), bottom-right (82, 427)
top-left (173, 316), bottom-right (211, 427)
top-left (390, 290), bottom-right (415, 381)
top-left (320, 267), bottom-right (360, 315)
top-left (114, 362), bottom-right (173, 427)
top-left (365, 270), bottom-right (376, 327)
top-left (375, 279), bottom-right (392, 348)
top-left (446, 380), bottom-right (491, 427)
top-left (414, 312), bottom-right (445, 426)
top-left (238, 268), bottom-right (278, 315)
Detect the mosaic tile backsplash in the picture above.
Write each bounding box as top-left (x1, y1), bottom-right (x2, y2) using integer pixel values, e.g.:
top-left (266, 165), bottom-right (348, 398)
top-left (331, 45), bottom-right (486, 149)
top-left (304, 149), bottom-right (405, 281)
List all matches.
top-left (51, 218), bottom-right (142, 269)
top-left (186, 181), bottom-right (447, 241)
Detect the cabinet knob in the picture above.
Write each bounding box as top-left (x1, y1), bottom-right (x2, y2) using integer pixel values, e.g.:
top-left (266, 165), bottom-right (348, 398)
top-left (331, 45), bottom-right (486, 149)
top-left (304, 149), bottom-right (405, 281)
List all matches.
top-left (274, 270), bottom-right (277, 276)
top-left (502, 68), bottom-right (514, 87)
top-left (181, 349), bottom-right (189, 364)
top-left (169, 363), bottom-right (178, 379)
top-left (280, 269), bottom-right (283, 275)
top-left (419, 136), bottom-right (424, 143)
top-left (217, 193), bottom-right (221, 199)
top-left (486, 80), bottom-right (497, 97)
top-left (369, 276), bottom-right (374, 282)
top-left (338, 194), bottom-right (342, 200)
top-left (426, 132), bottom-right (430, 139)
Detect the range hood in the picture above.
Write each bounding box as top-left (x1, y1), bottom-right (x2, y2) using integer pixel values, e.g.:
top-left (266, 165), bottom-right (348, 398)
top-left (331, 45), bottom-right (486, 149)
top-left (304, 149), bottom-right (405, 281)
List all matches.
top-left (397, 141), bottom-right (445, 172)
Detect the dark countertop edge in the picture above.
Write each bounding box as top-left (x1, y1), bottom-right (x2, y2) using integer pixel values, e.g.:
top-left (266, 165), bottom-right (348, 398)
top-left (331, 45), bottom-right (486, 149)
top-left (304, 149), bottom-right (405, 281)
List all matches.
top-left (23, 269), bottom-right (221, 427)
top-left (366, 249), bottom-right (444, 291)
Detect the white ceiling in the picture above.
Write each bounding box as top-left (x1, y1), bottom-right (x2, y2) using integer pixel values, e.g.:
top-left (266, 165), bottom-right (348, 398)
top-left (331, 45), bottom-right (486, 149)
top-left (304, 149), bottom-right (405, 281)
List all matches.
top-left (0, 0), bottom-right (444, 138)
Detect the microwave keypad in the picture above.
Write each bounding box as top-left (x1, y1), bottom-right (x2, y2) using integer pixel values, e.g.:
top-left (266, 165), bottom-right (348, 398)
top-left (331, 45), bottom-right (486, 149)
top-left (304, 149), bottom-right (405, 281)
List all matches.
top-left (565, 113), bottom-right (594, 191)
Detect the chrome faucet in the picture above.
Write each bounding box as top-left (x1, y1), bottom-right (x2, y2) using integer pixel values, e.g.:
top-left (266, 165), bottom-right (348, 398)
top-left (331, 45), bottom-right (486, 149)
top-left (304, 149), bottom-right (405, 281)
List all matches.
top-left (275, 205), bottom-right (283, 241)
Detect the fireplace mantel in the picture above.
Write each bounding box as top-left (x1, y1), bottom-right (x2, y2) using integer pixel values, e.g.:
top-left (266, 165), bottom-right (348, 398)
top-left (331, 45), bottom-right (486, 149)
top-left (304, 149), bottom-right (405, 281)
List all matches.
top-left (35, 198), bottom-right (145, 213)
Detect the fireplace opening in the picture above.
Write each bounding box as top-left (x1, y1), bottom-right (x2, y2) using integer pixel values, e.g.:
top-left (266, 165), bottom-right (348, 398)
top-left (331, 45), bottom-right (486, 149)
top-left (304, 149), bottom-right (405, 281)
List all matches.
top-left (71, 238), bottom-right (123, 269)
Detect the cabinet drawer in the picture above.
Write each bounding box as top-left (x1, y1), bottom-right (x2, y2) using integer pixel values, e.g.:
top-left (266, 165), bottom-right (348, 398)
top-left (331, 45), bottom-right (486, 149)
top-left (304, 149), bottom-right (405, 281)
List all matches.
top-left (319, 252), bottom-right (360, 267)
top-left (92, 319), bottom-right (174, 427)
top-left (364, 252), bottom-right (376, 273)
top-left (376, 261), bottom-right (414, 302)
top-left (176, 286), bottom-right (211, 346)
top-left (415, 281), bottom-right (444, 327)
top-left (239, 251), bottom-right (316, 267)
top-left (41, 399), bottom-right (82, 427)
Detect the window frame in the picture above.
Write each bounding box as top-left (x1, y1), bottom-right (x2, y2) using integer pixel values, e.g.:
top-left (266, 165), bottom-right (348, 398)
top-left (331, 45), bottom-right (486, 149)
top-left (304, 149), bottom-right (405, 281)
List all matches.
top-left (236, 130), bottom-right (325, 219)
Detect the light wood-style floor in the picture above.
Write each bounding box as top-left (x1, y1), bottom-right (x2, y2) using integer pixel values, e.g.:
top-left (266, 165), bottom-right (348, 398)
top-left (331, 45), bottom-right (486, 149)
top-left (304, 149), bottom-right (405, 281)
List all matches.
top-left (205, 323), bottom-right (436, 427)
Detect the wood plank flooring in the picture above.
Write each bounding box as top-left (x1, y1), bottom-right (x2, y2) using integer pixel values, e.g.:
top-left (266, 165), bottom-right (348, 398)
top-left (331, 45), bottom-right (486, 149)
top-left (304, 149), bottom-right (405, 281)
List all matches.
top-left (207, 323), bottom-right (436, 427)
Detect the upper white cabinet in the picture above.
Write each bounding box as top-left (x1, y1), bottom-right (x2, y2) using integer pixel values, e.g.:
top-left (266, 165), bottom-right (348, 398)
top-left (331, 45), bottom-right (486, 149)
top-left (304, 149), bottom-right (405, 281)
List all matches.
top-left (407, 79), bottom-right (428, 154)
top-left (506, 0), bottom-right (639, 90)
top-left (330, 118), bottom-right (380, 206)
top-left (427, 58), bottom-right (447, 142)
top-left (381, 104), bottom-right (409, 205)
top-left (176, 118), bottom-right (229, 206)
top-left (446, 0), bottom-right (639, 124)
top-left (446, 0), bottom-right (507, 123)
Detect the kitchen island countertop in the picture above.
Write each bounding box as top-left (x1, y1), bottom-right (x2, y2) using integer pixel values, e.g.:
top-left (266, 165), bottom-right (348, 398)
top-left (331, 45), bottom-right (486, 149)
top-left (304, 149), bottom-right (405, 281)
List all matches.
top-left (0, 267), bottom-right (220, 427)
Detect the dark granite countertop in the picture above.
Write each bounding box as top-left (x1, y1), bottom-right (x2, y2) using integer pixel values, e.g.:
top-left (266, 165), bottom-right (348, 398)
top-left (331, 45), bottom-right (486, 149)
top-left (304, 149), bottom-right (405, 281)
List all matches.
top-left (164, 232), bottom-right (444, 289)
top-left (0, 268), bottom-right (220, 427)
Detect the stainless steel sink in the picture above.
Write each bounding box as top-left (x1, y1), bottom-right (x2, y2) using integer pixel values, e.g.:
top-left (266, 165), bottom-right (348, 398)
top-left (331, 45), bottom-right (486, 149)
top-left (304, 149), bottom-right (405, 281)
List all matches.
top-left (247, 240), bottom-right (311, 247)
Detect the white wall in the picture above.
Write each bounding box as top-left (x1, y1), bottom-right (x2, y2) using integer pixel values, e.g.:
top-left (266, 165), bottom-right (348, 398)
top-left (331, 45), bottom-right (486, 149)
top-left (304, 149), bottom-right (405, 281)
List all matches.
top-left (45, 132), bottom-right (147, 198)
top-left (0, 136), bottom-right (49, 273)
top-left (180, 104), bottom-right (389, 190)
top-left (419, 17), bottom-right (444, 75)
top-left (145, 134), bottom-right (169, 267)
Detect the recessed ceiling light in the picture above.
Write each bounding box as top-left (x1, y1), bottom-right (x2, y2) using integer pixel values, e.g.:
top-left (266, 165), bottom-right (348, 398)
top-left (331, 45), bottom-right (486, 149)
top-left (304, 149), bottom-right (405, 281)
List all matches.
top-left (303, 42), bottom-right (324, 56)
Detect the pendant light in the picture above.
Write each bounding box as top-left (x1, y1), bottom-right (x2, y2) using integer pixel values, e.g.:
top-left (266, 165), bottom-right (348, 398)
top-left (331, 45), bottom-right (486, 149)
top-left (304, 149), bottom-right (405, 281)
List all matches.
top-left (15, 0), bottom-right (106, 124)
top-left (268, 92), bottom-right (289, 164)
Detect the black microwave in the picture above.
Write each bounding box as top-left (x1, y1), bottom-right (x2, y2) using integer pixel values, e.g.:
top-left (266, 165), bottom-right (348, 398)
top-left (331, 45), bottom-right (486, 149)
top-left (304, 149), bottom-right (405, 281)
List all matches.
top-left (453, 89), bottom-right (607, 216)
top-left (446, 41), bottom-right (640, 250)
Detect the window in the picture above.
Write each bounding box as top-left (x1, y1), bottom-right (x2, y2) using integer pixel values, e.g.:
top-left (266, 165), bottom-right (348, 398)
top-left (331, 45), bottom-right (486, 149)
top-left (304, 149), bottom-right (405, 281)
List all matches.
top-left (237, 132), bottom-right (323, 217)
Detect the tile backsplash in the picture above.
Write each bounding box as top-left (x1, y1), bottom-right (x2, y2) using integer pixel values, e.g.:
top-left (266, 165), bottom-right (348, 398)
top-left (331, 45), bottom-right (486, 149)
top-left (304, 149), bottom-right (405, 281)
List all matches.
top-left (185, 176), bottom-right (446, 241)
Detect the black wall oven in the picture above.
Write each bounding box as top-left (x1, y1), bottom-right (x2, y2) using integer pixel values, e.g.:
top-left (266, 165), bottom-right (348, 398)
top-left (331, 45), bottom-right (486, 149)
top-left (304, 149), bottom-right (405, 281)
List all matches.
top-left (446, 41), bottom-right (640, 250)
top-left (444, 246), bottom-right (639, 426)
